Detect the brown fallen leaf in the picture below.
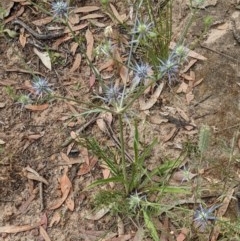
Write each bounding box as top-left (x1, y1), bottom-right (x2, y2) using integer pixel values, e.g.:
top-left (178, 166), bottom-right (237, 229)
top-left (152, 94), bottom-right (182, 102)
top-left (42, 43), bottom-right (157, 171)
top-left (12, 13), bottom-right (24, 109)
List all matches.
top-left (39, 226), bottom-right (51, 241)
top-left (48, 173), bottom-right (72, 210)
top-left (74, 6), bottom-right (100, 13)
top-left (177, 81), bottom-right (188, 94)
top-left (176, 107), bottom-right (189, 122)
top-left (163, 127), bottom-right (178, 142)
top-left (186, 91), bottom-right (194, 104)
top-left (119, 65), bottom-right (129, 84)
top-left (132, 226), bottom-right (144, 241)
top-left (24, 166), bottom-right (49, 185)
top-left (70, 42), bottom-right (79, 55)
top-left (80, 13), bottom-right (104, 21)
top-left (77, 156), bottom-right (98, 175)
top-left (181, 59), bottom-right (198, 73)
top-left (70, 53), bottom-right (81, 73)
top-left (110, 4), bottom-right (124, 24)
top-left (32, 17), bottom-right (53, 26)
top-left (85, 29), bottom-right (94, 61)
top-left (49, 212), bottom-right (61, 227)
top-left (0, 222), bottom-right (43, 233)
top-left (85, 207), bottom-right (110, 220)
top-left (26, 132), bottom-right (44, 141)
top-left (176, 228), bottom-right (189, 241)
top-left (25, 103), bottom-right (49, 111)
top-left (33, 48), bottom-right (51, 70)
top-left (25, 173), bottom-right (49, 185)
top-left (19, 31), bottom-right (27, 48)
top-left (139, 82), bottom-right (164, 110)
top-left (65, 189), bottom-right (75, 211)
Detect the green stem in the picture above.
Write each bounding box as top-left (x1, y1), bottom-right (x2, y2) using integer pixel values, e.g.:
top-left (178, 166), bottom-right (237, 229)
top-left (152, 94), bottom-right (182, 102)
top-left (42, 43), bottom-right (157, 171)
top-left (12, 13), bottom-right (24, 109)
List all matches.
top-left (118, 114), bottom-right (129, 194)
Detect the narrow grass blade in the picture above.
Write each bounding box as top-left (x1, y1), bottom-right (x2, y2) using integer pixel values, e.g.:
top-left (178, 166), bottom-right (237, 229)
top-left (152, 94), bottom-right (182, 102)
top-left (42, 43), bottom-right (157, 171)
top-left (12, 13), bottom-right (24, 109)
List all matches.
top-left (86, 176), bottom-right (124, 190)
top-left (143, 210), bottom-right (160, 241)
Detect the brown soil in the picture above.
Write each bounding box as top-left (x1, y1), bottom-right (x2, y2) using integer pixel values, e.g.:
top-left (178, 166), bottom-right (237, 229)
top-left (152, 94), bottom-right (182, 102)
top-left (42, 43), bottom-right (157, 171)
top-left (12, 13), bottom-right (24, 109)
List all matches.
top-left (1, 0), bottom-right (240, 240)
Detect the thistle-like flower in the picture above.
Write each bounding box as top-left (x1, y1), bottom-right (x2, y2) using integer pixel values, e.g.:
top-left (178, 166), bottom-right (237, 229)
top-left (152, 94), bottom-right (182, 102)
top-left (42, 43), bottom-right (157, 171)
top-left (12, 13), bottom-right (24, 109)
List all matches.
top-left (134, 62), bottom-right (152, 81)
top-left (193, 204), bottom-right (221, 232)
top-left (32, 77), bottom-right (53, 97)
top-left (51, 1), bottom-right (70, 19)
top-left (159, 54), bottom-right (179, 84)
top-left (16, 94), bottom-right (32, 108)
top-left (96, 84), bottom-right (123, 106)
top-left (128, 192), bottom-right (145, 212)
top-left (131, 62), bottom-right (153, 90)
top-left (132, 18), bottom-right (154, 42)
top-left (173, 45), bottom-right (189, 64)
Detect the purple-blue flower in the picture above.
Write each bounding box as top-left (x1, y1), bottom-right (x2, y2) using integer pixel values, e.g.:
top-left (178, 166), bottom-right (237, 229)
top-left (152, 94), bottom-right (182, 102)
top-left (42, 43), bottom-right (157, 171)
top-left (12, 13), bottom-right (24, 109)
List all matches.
top-left (32, 77), bottom-right (53, 97)
top-left (51, 1), bottom-right (69, 19)
top-left (193, 204), bottom-right (221, 231)
top-left (131, 18), bottom-right (154, 42)
top-left (159, 54), bottom-right (179, 84)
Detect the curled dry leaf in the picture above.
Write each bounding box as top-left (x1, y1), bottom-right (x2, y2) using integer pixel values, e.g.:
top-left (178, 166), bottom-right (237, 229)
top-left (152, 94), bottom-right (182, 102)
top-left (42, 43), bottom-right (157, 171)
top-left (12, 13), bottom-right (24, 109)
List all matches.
top-left (80, 13), bottom-right (104, 21)
top-left (139, 82), bottom-right (164, 110)
top-left (0, 222), bottom-right (43, 233)
top-left (49, 212), bottom-right (61, 227)
top-left (19, 31), bottom-right (27, 48)
top-left (74, 6), bottom-right (100, 13)
top-left (70, 53), bottom-right (81, 73)
top-left (176, 228), bottom-right (189, 241)
top-left (65, 189), bottom-right (75, 211)
top-left (0, 139), bottom-right (5, 145)
top-left (33, 48), bottom-right (51, 70)
top-left (25, 104), bottom-right (49, 111)
top-left (39, 226), bottom-right (52, 241)
top-left (110, 4), bottom-right (124, 24)
top-left (85, 207), bottom-right (110, 220)
top-left (85, 29), bottom-right (94, 61)
top-left (119, 65), bottom-right (129, 84)
top-left (48, 173), bottom-right (72, 210)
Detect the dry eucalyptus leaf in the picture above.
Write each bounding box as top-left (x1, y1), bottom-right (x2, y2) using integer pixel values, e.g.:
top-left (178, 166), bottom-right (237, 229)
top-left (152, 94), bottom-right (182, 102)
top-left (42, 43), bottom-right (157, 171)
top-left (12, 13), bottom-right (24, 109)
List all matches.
top-left (70, 53), bottom-right (81, 73)
top-left (33, 48), bottom-right (52, 70)
top-left (74, 6), bottom-right (100, 13)
top-left (0, 139), bottom-right (6, 145)
top-left (139, 82), bottom-right (164, 110)
top-left (85, 207), bottom-right (110, 220)
top-left (85, 29), bottom-right (94, 61)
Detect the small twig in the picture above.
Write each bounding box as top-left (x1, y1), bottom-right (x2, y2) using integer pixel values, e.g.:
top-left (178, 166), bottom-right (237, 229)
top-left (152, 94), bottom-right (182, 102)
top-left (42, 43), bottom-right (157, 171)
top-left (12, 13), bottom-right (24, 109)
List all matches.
top-left (39, 182), bottom-right (44, 211)
top-left (200, 44), bottom-right (237, 62)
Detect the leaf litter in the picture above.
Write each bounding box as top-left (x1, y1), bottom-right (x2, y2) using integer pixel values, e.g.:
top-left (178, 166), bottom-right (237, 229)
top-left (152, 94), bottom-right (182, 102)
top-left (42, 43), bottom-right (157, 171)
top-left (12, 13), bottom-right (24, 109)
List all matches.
top-left (1, 0), bottom-right (237, 240)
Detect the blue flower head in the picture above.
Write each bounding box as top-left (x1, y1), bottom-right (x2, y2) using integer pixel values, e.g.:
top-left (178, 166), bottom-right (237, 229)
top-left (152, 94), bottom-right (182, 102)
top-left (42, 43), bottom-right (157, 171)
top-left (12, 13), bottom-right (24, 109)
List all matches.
top-left (131, 62), bottom-right (153, 90)
top-left (32, 77), bottom-right (53, 97)
top-left (193, 204), bottom-right (221, 232)
top-left (101, 84), bottom-right (122, 105)
top-left (51, 1), bottom-right (70, 19)
top-left (159, 54), bottom-right (179, 84)
top-left (132, 18), bottom-right (154, 42)
top-left (173, 45), bottom-right (189, 64)
top-left (134, 62), bottom-right (152, 80)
